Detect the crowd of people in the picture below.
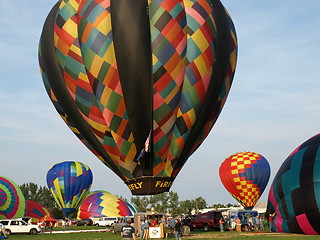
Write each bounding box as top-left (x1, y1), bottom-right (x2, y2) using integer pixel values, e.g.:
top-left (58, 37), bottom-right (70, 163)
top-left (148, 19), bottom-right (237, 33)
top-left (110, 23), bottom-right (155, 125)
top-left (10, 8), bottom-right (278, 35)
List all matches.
top-left (228, 215), bottom-right (266, 232)
top-left (37, 216), bottom-right (73, 234)
top-left (38, 220), bottom-right (55, 234)
top-left (120, 213), bottom-right (273, 240)
top-left (121, 216), bottom-right (187, 240)
top-left (140, 216), bottom-right (185, 240)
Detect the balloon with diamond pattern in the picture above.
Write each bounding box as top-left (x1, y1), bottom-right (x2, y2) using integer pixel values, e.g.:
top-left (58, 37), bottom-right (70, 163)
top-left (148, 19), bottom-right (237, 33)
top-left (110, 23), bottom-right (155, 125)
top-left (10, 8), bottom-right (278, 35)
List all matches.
top-left (39, 0), bottom-right (238, 195)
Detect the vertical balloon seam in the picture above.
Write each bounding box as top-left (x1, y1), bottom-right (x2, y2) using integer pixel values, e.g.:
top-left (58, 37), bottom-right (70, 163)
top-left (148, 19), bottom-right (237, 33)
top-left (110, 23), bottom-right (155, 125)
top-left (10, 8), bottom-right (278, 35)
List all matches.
top-left (110, 0), bottom-right (152, 178)
top-left (299, 145), bottom-right (319, 233)
top-left (71, 162), bottom-right (81, 209)
top-left (189, 6), bottom-right (237, 159)
top-left (86, 0), bottom-right (138, 174)
top-left (188, 6), bottom-right (237, 158)
top-left (147, 0), bottom-right (184, 178)
top-left (73, 165), bottom-right (93, 209)
top-left (166, 0), bottom-right (214, 176)
top-left (39, 1), bottom-right (125, 180)
top-left (59, 0), bottom-right (134, 175)
top-left (174, 0), bottom-right (234, 175)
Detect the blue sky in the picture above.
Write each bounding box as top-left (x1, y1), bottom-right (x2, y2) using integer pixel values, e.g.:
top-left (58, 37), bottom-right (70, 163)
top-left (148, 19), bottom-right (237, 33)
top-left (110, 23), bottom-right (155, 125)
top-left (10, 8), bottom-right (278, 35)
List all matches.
top-left (1, 0), bottom-right (320, 206)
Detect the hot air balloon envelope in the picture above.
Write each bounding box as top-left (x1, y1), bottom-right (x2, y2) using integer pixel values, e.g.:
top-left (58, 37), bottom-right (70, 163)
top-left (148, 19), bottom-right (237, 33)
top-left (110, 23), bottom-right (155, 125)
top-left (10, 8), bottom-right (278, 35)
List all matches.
top-left (39, 0), bottom-right (237, 195)
top-left (126, 202), bottom-right (137, 215)
top-left (77, 191), bottom-right (133, 219)
top-left (267, 134), bottom-right (320, 235)
top-left (46, 161), bottom-right (93, 217)
top-left (0, 176), bottom-right (26, 219)
top-left (219, 152), bottom-right (271, 209)
top-left (26, 200), bottom-right (53, 223)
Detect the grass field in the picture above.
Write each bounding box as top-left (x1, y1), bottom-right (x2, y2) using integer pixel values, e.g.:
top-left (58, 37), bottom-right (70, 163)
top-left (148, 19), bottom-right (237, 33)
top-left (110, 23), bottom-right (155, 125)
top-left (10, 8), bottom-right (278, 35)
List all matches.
top-left (3, 227), bottom-right (320, 240)
top-left (6, 227), bottom-right (320, 240)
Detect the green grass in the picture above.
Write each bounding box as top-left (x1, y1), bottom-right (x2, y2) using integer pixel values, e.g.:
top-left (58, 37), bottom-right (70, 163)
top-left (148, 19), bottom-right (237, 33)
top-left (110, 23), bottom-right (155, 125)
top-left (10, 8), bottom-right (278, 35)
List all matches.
top-left (6, 227), bottom-right (320, 240)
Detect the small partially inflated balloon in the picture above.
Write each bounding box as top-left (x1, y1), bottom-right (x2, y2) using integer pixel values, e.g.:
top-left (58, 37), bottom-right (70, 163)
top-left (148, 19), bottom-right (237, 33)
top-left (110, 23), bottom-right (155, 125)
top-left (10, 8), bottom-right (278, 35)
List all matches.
top-left (26, 200), bottom-right (53, 223)
top-left (219, 152), bottom-right (270, 209)
top-left (0, 176), bottom-right (26, 219)
top-left (46, 161), bottom-right (93, 217)
top-left (77, 191), bottom-right (132, 219)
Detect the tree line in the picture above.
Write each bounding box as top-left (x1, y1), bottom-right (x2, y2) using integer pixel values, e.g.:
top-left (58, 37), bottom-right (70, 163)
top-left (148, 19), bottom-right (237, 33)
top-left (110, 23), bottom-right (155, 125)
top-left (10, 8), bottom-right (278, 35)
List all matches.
top-left (128, 192), bottom-right (238, 216)
top-left (19, 183), bottom-right (238, 219)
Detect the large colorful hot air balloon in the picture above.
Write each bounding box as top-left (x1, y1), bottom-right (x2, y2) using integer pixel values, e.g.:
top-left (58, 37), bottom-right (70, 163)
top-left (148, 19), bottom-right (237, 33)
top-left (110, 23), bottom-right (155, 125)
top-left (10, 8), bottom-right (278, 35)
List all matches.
top-left (26, 200), bottom-right (53, 223)
top-left (77, 191), bottom-right (132, 219)
top-left (39, 0), bottom-right (237, 195)
top-left (0, 176), bottom-right (26, 219)
top-left (219, 152), bottom-right (271, 209)
top-left (46, 161), bottom-right (93, 217)
top-left (266, 134), bottom-right (320, 235)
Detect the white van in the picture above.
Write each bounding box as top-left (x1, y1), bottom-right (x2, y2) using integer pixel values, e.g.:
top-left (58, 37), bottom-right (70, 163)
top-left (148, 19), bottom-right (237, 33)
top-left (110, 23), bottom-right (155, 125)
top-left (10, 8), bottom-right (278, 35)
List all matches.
top-left (94, 217), bottom-right (119, 227)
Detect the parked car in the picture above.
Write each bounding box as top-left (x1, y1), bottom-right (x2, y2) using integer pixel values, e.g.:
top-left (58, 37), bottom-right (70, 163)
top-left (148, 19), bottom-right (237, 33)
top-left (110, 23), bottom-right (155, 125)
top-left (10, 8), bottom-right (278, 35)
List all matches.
top-left (189, 211), bottom-right (224, 231)
top-left (0, 219), bottom-right (40, 235)
top-left (75, 219), bottom-right (93, 226)
top-left (94, 217), bottom-right (119, 227)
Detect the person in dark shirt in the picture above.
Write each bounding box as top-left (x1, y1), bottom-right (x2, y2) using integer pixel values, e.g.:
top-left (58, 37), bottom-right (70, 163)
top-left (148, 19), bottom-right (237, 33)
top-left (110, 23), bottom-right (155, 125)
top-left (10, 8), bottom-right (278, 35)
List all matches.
top-left (174, 219), bottom-right (181, 240)
top-left (121, 218), bottom-right (136, 240)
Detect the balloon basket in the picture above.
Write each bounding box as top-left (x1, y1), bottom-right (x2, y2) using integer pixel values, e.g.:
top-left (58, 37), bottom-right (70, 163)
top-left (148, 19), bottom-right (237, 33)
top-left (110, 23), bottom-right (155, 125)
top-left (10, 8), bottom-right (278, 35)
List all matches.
top-left (125, 177), bottom-right (175, 195)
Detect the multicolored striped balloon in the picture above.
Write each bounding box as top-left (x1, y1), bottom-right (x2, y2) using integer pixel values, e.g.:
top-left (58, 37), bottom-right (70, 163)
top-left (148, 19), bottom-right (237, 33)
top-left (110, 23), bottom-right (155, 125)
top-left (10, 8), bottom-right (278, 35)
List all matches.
top-left (77, 191), bottom-right (132, 219)
top-left (26, 200), bottom-right (53, 223)
top-left (46, 161), bottom-right (93, 217)
top-left (126, 202), bottom-right (137, 215)
top-left (267, 134), bottom-right (320, 235)
top-left (39, 0), bottom-right (237, 195)
top-left (0, 176), bottom-right (26, 219)
top-left (219, 152), bottom-right (271, 209)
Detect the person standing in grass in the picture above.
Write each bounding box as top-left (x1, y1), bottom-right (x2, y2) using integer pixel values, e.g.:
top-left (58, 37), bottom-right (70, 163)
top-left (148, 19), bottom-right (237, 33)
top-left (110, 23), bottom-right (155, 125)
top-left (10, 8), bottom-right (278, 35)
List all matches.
top-left (121, 218), bottom-right (136, 240)
top-left (268, 214), bottom-right (274, 232)
top-left (258, 217), bottom-right (264, 231)
top-left (61, 218), bottom-right (66, 229)
top-left (174, 218), bottom-right (181, 240)
top-left (219, 218), bottom-right (224, 232)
